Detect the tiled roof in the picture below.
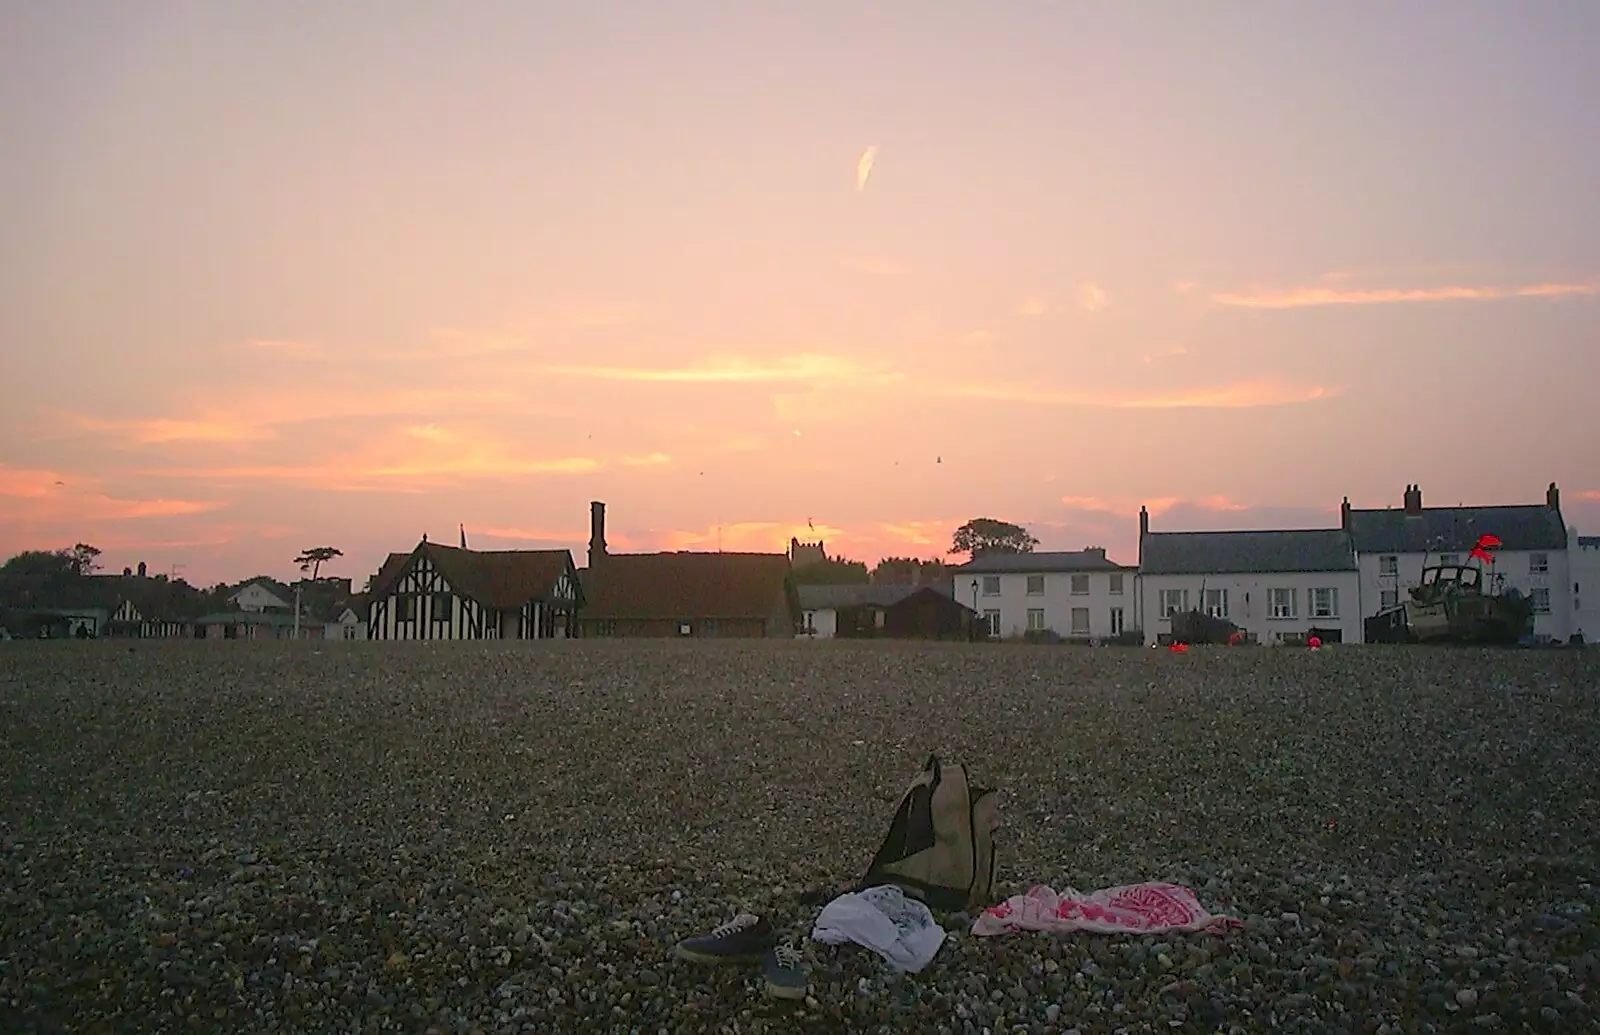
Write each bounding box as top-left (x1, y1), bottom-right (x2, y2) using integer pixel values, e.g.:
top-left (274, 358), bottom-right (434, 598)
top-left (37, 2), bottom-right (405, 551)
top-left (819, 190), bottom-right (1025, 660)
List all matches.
top-left (580, 551), bottom-right (796, 621)
top-left (798, 584), bottom-right (920, 610)
top-left (957, 550), bottom-right (1132, 574)
top-left (368, 542), bottom-right (578, 610)
top-left (1346, 506), bottom-right (1568, 554)
top-left (1140, 529), bottom-right (1357, 575)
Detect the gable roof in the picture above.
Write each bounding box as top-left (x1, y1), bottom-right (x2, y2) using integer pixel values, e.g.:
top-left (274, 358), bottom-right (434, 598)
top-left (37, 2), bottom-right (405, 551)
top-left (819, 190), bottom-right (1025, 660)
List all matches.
top-left (1345, 505), bottom-right (1568, 554)
top-left (230, 578), bottom-right (295, 606)
top-left (368, 541), bottom-right (579, 610)
top-left (581, 552), bottom-right (796, 620)
top-left (1141, 529), bottom-right (1357, 575)
top-left (957, 550), bottom-right (1132, 574)
top-left (798, 584), bottom-right (920, 610)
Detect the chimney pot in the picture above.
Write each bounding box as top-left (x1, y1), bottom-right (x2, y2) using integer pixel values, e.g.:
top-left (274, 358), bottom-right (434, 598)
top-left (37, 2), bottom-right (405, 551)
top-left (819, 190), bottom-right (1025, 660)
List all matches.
top-left (1138, 505), bottom-right (1149, 539)
top-left (1548, 481), bottom-right (1561, 511)
top-left (1340, 496), bottom-right (1351, 531)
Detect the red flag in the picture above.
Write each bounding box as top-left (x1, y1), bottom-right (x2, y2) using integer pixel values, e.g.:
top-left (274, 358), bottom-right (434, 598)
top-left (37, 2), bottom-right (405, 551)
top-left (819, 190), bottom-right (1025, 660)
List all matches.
top-left (1476, 533), bottom-right (1502, 549)
top-left (1470, 545), bottom-right (1494, 563)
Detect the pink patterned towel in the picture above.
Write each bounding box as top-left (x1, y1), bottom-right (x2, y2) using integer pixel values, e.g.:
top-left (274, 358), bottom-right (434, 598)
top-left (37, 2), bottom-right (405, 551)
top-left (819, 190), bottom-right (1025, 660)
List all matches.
top-left (972, 883), bottom-right (1242, 937)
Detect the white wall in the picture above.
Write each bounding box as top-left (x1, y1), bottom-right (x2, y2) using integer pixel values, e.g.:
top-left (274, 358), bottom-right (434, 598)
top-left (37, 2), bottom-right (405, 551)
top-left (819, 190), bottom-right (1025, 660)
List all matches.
top-left (1570, 531), bottom-right (1600, 642)
top-left (232, 582), bottom-right (291, 612)
top-left (955, 569), bottom-right (1134, 639)
top-left (799, 608), bottom-right (838, 639)
top-left (1138, 570), bottom-right (1362, 645)
top-left (1357, 548), bottom-right (1572, 641)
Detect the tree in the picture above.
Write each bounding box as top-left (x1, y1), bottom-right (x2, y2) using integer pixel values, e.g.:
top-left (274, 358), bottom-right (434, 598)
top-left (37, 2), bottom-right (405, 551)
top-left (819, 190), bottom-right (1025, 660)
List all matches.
top-left (871, 556), bottom-right (950, 585)
top-left (69, 543), bottom-right (102, 576)
top-left (1, 549), bottom-right (77, 581)
top-left (948, 518), bottom-right (1038, 558)
top-left (791, 556), bottom-right (870, 585)
top-left (295, 546), bottom-right (344, 580)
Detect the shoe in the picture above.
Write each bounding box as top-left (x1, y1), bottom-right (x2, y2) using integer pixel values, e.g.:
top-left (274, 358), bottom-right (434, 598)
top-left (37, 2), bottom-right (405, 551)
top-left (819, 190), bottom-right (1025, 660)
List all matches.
top-left (673, 913), bottom-right (775, 964)
top-left (763, 942), bottom-right (808, 1000)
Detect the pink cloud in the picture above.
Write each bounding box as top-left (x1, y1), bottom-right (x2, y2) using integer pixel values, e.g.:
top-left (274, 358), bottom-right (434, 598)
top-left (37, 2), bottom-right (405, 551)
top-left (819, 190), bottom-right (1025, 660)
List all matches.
top-left (1212, 280), bottom-right (1599, 309)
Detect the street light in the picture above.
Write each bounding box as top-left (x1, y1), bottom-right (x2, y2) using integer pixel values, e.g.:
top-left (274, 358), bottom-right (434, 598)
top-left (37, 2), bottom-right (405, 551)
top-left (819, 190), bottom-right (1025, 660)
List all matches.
top-left (970, 579), bottom-right (980, 636)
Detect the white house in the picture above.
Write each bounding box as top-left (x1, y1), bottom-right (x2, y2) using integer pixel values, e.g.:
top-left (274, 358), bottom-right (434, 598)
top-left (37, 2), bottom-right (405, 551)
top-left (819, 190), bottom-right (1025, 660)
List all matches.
top-left (230, 580), bottom-right (294, 613)
top-left (1341, 483), bottom-right (1574, 642)
top-left (1137, 508), bottom-right (1362, 645)
top-left (324, 600), bottom-right (369, 640)
top-left (950, 549), bottom-right (1136, 640)
top-left (1569, 530), bottom-right (1599, 644)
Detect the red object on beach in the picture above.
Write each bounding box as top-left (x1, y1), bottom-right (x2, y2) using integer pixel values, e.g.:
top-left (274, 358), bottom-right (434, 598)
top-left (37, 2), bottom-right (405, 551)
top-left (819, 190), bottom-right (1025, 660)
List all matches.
top-left (1169, 642), bottom-right (1189, 653)
top-left (1227, 631), bottom-right (1244, 646)
top-left (1307, 635), bottom-right (1322, 649)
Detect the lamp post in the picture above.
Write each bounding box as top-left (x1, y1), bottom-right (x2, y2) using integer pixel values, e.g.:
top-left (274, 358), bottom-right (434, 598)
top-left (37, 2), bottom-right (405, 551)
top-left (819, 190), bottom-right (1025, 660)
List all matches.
top-left (293, 583), bottom-right (302, 640)
top-left (970, 579), bottom-right (980, 637)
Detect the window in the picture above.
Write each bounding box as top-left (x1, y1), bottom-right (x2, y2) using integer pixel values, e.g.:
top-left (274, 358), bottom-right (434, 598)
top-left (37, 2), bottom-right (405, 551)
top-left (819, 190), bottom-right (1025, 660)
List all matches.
top-left (1379, 555), bottom-right (1398, 576)
top-left (1070, 608), bottom-right (1090, 635)
top-left (1310, 587), bottom-right (1339, 618)
top-left (698, 618), bottom-right (719, 636)
top-left (593, 619), bottom-right (617, 637)
top-left (1026, 575), bottom-right (1045, 595)
top-left (1269, 588), bottom-right (1298, 619)
top-left (1531, 588), bottom-right (1550, 614)
top-left (1380, 588), bottom-right (1399, 609)
top-left (803, 611), bottom-right (816, 633)
top-left (1439, 554), bottom-right (1459, 566)
top-left (433, 593), bottom-right (453, 621)
top-left (1026, 608), bottom-right (1047, 631)
top-left (982, 576), bottom-right (1001, 596)
top-left (982, 610), bottom-right (1001, 636)
top-left (1530, 553), bottom-right (1549, 574)
top-left (1159, 589), bottom-right (1189, 618)
top-left (1109, 573), bottom-right (1124, 595)
top-left (396, 595), bottom-right (415, 621)
top-left (1109, 607), bottom-right (1125, 636)
top-left (1204, 588), bottom-right (1229, 618)
top-left (1069, 574), bottom-right (1089, 595)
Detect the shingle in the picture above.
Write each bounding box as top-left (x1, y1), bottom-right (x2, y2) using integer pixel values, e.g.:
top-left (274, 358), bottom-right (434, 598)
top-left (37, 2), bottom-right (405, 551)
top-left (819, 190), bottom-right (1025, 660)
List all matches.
top-left (1140, 530), bottom-right (1356, 575)
top-left (1346, 506), bottom-right (1567, 553)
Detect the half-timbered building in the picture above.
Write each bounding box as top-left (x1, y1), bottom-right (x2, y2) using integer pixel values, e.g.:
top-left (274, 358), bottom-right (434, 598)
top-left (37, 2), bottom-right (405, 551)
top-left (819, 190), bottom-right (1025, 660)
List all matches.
top-left (366, 540), bottom-right (582, 640)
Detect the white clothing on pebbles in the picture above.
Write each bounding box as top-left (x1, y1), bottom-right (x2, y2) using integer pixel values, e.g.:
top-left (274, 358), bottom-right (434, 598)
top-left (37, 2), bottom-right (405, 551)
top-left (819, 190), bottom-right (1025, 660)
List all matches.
top-left (0, 640), bottom-right (1596, 1033)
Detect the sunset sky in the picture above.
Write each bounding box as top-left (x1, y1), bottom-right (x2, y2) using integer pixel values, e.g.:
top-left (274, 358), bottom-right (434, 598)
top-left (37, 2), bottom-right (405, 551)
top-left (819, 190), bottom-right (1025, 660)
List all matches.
top-left (3, 2), bottom-right (1598, 588)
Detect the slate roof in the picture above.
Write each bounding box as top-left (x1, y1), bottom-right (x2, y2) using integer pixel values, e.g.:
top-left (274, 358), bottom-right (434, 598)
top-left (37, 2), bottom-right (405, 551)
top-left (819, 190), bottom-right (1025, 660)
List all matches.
top-left (1345, 506), bottom-right (1568, 554)
top-left (958, 550), bottom-right (1132, 574)
top-left (579, 552), bottom-right (796, 621)
top-left (1140, 529), bottom-right (1357, 575)
top-left (368, 542), bottom-right (579, 610)
top-left (798, 584), bottom-right (920, 610)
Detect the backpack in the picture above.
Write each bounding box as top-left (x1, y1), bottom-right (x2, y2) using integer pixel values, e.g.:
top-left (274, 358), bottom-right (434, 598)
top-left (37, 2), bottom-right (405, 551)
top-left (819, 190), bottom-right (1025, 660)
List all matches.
top-left (862, 755), bottom-right (1000, 912)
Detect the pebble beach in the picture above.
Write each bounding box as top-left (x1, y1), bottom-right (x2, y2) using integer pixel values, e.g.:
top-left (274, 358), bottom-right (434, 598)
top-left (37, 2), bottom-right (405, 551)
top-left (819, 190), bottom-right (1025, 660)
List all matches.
top-left (2, 640), bottom-right (1597, 1034)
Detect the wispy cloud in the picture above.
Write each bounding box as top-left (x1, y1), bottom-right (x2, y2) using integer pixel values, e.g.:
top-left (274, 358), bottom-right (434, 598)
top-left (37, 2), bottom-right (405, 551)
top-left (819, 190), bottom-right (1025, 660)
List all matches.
top-left (69, 415), bottom-right (278, 444)
top-left (1079, 282), bottom-right (1109, 313)
top-left (1575, 490), bottom-right (1600, 502)
top-left (856, 146), bottom-right (878, 192)
top-left (1017, 297), bottom-right (1049, 317)
top-left (837, 256), bottom-right (908, 276)
top-left (0, 464), bottom-right (69, 498)
top-left (937, 378), bottom-right (1336, 409)
top-left (1173, 280), bottom-right (1196, 295)
top-left (621, 452), bottom-right (672, 466)
top-left (542, 353), bottom-right (902, 385)
top-left (1213, 280), bottom-right (1600, 309)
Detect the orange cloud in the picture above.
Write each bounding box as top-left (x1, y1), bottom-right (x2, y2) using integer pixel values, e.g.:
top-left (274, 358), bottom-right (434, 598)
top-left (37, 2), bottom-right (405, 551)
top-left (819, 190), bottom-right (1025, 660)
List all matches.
top-left (1059, 495), bottom-right (1247, 516)
top-left (69, 415), bottom-right (277, 444)
top-left (621, 452), bottom-right (672, 466)
top-left (1017, 297), bottom-right (1049, 316)
top-left (1079, 283), bottom-right (1109, 313)
top-left (653, 520), bottom-right (848, 553)
top-left (542, 353), bottom-right (901, 385)
top-left (1574, 490), bottom-right (1600, 502)
top-left (0, 465), bottom-right (69, 498)
top-left (941, 378), bottom-right (1335, 409)
top-left (1213, 281), bottom-right (1600, 309)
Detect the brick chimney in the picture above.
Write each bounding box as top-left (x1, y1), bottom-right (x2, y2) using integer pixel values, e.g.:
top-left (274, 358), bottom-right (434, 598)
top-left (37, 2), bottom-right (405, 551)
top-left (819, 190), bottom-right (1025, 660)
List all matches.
top-left (1340, 496), bottom-right (1351, 531)
top-left (1404, 484), bottom-right (1422, 514)
top-left (1548, 482), bottom-right (1561, 511)
top-left (1138, 505), bottom-right (1149, 539)
top-left (588, 501), bottom-right (607, 568)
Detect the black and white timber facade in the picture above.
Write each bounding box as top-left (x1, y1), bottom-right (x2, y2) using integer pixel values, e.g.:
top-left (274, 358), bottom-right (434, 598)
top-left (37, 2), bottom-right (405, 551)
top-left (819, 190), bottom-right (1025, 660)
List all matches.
top-left (367, 540), bottom-right (582, 640)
